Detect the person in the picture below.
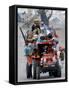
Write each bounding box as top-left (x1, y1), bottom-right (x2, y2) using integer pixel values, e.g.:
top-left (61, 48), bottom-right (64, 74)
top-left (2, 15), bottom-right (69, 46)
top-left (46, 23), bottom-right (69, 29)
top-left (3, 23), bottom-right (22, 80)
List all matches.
top-left (36, 34), bottom-right (47, 57)
top-left (32, 19), bottom-right (41, 35)
top-left (24, 43), bottom-right (33, 63)
top-left (37, 33), bottom-right (46, 43)
top-left (24, 43), bottom-right (34, 78)
top-left (25, 30), bottom-right (33, 43)
top-left (40, 21), bottom-right (48, 34)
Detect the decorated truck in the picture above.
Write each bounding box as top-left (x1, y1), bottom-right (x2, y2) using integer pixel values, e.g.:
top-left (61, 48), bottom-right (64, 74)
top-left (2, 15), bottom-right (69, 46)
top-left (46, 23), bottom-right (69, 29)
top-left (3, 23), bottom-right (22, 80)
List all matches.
top-left (19, 24), bottom-right (65, 79)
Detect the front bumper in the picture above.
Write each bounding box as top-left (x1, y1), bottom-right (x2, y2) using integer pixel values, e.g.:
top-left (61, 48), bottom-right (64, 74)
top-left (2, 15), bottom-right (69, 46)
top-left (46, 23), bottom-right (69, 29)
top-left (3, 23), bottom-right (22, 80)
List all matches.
top-left (40, 63), bottom-right (57, 72)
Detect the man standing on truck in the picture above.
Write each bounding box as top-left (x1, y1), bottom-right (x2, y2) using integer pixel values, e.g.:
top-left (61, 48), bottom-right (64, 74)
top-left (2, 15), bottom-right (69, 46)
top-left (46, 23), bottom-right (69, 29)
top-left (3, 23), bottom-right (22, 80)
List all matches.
top-left (32, 19), bottom-right (41, 35)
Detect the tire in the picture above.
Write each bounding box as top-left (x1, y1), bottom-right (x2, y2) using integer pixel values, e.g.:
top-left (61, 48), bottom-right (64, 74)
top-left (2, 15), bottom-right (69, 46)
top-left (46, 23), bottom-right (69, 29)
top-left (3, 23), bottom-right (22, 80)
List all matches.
top-left (32, 60), bottom-right (36, 79)
top-left (26, 63), bottom-right (32, 78)
top-left (49, 71), bottom-right (53, 77)
top-left (57, 66), bottom-right (61, 77)
top-left (36, 65), bottom-right (40, 79)
top-left (53, 67), bottom-right (61, 77)
top-left (53, 61), bottom-right (61, 77)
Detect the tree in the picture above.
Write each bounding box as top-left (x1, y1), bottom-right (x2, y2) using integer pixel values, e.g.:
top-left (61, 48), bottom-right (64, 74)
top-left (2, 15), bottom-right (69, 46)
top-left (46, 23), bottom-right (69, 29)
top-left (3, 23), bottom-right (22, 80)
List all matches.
top-left (38, 9), bottom-right (53, 26)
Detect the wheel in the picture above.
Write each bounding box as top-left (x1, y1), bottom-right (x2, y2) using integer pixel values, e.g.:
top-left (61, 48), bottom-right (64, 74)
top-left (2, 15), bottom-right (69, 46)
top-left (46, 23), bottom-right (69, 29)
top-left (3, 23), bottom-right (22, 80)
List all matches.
top-left (53, 66), bottom-right (61, 77)
top-left (36, 65), bottom-right (40, 79)
top-left (26, 63), bottom-right (32, 78)
top-left (57, 66), bottom-right (61, 77)
top-left (49, 71), bottom-right (53, 77)
top-left (53, 60), bottom-right (61, 77)
top-left (32, 60), bottom-right (36, 79)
